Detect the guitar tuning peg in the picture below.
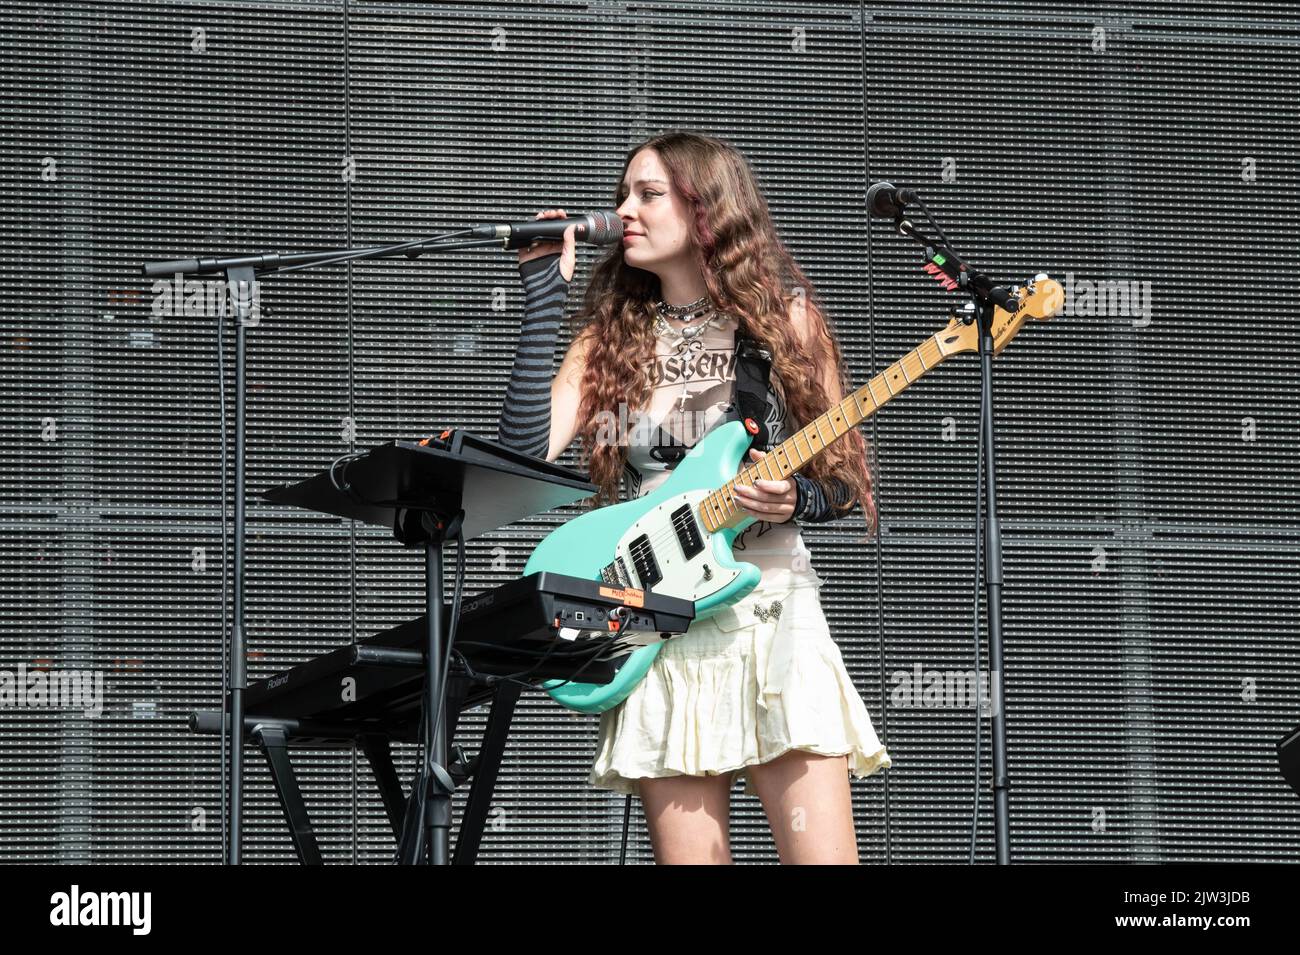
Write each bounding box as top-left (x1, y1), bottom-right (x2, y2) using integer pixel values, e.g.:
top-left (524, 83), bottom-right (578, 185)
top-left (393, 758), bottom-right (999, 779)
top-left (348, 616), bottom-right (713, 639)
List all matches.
top-left (950, 302), bottom-right (976, 324)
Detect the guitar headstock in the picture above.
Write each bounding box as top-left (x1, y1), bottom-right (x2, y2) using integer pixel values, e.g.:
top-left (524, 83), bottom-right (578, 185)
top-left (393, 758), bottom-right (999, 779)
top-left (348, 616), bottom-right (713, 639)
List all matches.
top-left (934, 274), bottom-right (1063, 358)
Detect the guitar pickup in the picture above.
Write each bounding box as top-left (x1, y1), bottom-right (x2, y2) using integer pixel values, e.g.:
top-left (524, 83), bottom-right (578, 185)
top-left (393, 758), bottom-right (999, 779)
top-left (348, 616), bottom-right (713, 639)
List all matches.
top-left (627, 534), bottom-right (662, 589)
top-left (671, 503), bottom-right (704, 559)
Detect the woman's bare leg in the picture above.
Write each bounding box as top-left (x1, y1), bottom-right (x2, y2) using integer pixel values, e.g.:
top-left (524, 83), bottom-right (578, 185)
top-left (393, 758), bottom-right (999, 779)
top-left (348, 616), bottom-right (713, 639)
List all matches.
top-left (747, 750), bottom-right (858, 864)
top-left (637, 772), bottom-right (735, 864)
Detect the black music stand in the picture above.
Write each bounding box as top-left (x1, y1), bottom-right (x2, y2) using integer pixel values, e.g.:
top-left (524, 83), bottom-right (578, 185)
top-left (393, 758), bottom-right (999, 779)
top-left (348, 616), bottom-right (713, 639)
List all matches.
top-left (261, 432), bottom-right (595, 864)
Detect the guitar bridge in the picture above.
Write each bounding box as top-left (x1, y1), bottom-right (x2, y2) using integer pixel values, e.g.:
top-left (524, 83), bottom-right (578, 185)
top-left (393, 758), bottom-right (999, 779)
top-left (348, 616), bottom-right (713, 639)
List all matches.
top-left (600, 556), bottom-right (634, 588)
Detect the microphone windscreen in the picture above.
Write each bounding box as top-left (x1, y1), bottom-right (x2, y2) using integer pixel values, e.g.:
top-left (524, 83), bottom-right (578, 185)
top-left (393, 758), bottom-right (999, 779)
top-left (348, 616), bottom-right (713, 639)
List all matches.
top-left (866, 182), bottom-right (901, 218)
top-left (584, 211), bottom-right (624, 245)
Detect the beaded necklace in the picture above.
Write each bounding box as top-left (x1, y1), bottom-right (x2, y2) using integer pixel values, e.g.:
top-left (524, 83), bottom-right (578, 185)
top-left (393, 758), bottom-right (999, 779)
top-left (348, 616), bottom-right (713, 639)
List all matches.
top-left (649, 299), bottom-right (731, 412)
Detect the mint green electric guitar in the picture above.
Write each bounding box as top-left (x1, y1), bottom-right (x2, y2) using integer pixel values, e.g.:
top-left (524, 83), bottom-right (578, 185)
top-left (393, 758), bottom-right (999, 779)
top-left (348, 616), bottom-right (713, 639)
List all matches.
top-left (527, 276), bottom-right (1062, 713)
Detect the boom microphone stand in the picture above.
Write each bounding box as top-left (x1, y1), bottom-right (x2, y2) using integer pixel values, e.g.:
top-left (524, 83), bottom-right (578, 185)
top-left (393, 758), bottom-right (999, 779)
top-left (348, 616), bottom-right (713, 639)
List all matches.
top-left (868, 183), bottom-right (1018, 864)
top-left (141, 228), bottom-right (514, 864)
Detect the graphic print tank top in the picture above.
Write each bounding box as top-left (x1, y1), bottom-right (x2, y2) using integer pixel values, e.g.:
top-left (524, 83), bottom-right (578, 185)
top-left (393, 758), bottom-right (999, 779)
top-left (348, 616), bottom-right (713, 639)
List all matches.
top-left (622, 313), bottom-right (814, 577)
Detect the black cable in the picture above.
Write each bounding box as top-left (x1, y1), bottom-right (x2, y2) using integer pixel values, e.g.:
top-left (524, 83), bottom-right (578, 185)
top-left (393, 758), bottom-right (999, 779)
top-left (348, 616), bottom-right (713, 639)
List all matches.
top-left (446, 636), bottom-right (633, 707)
top-left (452, 637), bottom-right (618, 659)
top-left (452, 631), bottom-right (633, 686)
top-left (215, 294), bottom-right (229, 863)
top-left (428, 530), bottom-right (467, 754)
top-left (395, 520), bottom-right (468, 863)
top-left (910, 194), bottom-right (953, 253)
top-left (393, 688), bottom-right (429, 864)
top-left (328, 450), bottom-right (368, 498)
top-left (969, 315), bottom-right (987, 865)
top-left (902, 193), bottom-right (987, 863)
top-left (619, 790), bottom-right (632, 865)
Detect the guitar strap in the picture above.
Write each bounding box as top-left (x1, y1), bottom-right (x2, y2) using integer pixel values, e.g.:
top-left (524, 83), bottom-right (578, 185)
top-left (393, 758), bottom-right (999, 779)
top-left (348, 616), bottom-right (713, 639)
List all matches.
top-left (644, 332), bottom-right (774, 470)
top-left (727, 332), bottom-right (775, 452)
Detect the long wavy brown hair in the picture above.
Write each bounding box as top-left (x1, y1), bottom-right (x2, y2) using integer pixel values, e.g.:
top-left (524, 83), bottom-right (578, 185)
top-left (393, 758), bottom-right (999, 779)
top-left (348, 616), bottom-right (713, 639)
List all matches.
top-left (566, 130), bottom-right (877, 539)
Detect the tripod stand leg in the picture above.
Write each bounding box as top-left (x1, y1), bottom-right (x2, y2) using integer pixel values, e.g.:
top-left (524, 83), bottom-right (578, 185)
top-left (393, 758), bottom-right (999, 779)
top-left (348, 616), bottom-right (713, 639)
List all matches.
top-left (361, 734), bottom-right (407, 839)
top-left (453, 680), bottom-right (522, 864)
top-left (255, 723), bottom-right (322, 865)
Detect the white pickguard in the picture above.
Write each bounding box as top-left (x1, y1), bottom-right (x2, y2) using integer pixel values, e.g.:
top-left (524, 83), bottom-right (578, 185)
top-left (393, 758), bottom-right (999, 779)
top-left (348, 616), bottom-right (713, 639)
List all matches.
top-left (613, 487), bottom-right (744, 602)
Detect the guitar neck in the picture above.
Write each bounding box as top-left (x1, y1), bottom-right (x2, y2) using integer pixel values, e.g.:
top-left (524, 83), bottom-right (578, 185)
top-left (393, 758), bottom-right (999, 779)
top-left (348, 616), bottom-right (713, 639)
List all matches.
top-left (700, 331), bottom-right (950, 531)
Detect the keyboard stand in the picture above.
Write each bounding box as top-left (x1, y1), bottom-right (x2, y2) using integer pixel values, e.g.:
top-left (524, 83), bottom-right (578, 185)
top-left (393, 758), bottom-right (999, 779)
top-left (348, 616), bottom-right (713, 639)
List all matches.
top-left (251, 432), bottom-right (594, 864)
top-left (191, 676), bottom-right (523, 864)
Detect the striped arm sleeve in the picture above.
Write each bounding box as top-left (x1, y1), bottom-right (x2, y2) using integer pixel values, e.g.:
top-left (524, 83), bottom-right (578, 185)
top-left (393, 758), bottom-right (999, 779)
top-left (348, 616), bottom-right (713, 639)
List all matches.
top-left (790, 473), bottom-right (855, 524)
top-left (495, 253), bottom-right (570, 458)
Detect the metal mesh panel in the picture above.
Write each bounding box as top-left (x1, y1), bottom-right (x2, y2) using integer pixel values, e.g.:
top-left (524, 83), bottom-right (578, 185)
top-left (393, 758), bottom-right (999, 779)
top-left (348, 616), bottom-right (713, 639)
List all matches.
top-left (1, 0), bottom-right (1296, 863)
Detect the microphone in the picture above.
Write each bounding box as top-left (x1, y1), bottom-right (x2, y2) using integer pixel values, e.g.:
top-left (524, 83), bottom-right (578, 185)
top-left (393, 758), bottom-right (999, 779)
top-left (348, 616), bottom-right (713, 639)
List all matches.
top-left (471, 211), bottom-right (624, 249)
top-left (866, 182), bottom-right (918, 218)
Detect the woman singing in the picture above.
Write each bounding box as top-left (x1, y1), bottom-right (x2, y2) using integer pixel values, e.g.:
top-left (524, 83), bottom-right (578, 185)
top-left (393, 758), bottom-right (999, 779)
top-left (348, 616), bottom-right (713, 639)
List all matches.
top-left (497, 130), bottom-right (891, 864)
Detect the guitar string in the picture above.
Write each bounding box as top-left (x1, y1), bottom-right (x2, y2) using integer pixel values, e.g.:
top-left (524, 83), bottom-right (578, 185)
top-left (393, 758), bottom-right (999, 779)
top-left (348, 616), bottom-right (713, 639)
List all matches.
top-left (611, 302), bottom-right (1035, 565)
top-left (620, 338), bottom-right (931, 563)
top-left (594, 289), bottom-right (1042, 594)
top-left (620, 400), bottom-right (862, 562)
top-left (619, 424), bottom-right (837, 563)
top-left (628, 383), bottom-right (880, 556)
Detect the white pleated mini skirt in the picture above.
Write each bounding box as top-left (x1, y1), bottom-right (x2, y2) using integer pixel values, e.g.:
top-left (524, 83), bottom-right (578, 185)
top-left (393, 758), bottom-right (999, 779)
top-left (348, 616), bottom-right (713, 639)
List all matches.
top-left (589, 567), bottom-right (892, 797)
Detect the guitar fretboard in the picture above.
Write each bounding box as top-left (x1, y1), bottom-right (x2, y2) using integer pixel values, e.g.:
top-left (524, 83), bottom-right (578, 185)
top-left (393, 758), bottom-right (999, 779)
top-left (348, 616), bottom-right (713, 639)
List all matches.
top-left (699, 332), bottom-right (946, 532)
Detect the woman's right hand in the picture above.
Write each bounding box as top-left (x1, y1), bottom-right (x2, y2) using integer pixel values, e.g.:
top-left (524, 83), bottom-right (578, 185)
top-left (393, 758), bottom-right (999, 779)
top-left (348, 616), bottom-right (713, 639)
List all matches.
top-left (517, 208), bottom-right (576, 283)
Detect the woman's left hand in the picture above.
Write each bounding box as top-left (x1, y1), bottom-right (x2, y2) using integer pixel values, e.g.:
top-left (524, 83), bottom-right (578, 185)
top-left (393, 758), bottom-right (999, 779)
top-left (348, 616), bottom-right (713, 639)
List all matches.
top-left (733, 448), bottom-right (796, 523)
